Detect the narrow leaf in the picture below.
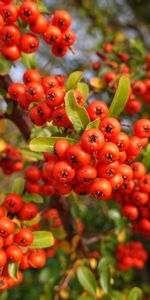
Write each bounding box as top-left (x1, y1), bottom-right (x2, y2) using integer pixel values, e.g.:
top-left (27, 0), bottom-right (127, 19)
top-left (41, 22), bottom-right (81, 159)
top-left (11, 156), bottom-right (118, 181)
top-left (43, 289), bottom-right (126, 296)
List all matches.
top-left (100, 267), bottom-right (111, 294)
top-left (86, 119), bottom-right (100, 130)
top-left (65, 71), bottom-right (83, 91)
top-left (8, 262), bottom-right (19, 279)
top-left (20, 148), bottom-right (43, 161)
top-left (109, 75), bottom-right (130, 117)
top-left (128, 287), bottom-right (143, 300)
top-left (23, 194), bottom-right (44, 204)
top-left (30, 231), bottom-right (54, 248)
top-left (65, 90), bottom-right (90, 134)
top-left (0, 57), bottom-right (12, 75)
top-left (21, 53), bottom-right (38, 69)
top-left (77, 82), bottom-right (89, 101)
top-left (11, 178), bottom-right (25, 194)
top-left (77, 266), bottom-right (97, 297)
top-left (29, 136), bottom-right (76, 152)
top-left (78, 295), bottom-right (94, 300)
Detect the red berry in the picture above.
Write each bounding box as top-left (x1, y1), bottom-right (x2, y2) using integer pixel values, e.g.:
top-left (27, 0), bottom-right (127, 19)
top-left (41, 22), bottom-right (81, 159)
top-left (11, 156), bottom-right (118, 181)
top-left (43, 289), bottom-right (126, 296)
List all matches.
top-left (81, 128), bottom-right (104, 152)
top-left (87, 100), bottom-right (108, 121)
top-left (134, 119), bottom-right (150, 138)
top-left (122, 205), bottom-right (139, 220)
top-left (0, 217), bottom-right (15, 238)
top-left (43, 24), bottom-right (62, 45)
top-left (19, 1), bottom-right (39, 24)
top-left (52, 10), bottom-right (71, 32)
top-left (15, 228), bottom-right (34, 247)
top-left (6, 245), bottom-right (22, 262)
top-left (90, 178), bottom-right (112, 200)
top-left (30, 14), bottom-right (48, 34)
top-left (4, 193), bottom-right (23, 213)
top-left (20, 33), bottom-right (39, 53)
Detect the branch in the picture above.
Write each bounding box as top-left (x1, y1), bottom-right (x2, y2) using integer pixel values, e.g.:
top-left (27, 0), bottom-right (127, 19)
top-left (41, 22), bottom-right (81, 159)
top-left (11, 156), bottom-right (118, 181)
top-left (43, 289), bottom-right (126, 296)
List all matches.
top-left (0, 75), bottom-right (32, 141)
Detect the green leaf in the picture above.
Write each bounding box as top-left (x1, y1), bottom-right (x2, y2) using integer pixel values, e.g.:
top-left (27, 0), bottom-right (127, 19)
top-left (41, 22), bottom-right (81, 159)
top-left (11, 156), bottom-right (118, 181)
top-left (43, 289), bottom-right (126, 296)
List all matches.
top-left (78, 295), bottom-right (94, 300)
top-left (0, 57), bottom-right (12, 75)
top-left (98, 256), bottom-right (115, 272)
top-left (22, 213), bottom-right (41, 226)
top-left (101, 295), bottom-right (112, 300)
top-left (8, 262), bottom-right (19, 279)
top-left (20, 148), bottom-right (43, 161)
top-left (11, 177), bottom-right (25, 194)
top-left (77, 82), bottom-right (89, 100)
top-left (29, 136), bottom-right (76, 152)
top-left (142, 143), bottom-right (150, 171)
top-left (77, 266), bottom-right (97, 297)
top-left (30, 231), bottom-right (54, 249)
top-left (86, 119), bottom-right (100, 130)
top-left (100, 267), bottom-right (111, 294)
top-left (128, 287), bottom-right (143, 300)
top-left (65, 71), bottom-right (83, 91)
top-left (108, 75), bottom-right (130, 118)
top-left (65, 90), bottom-right (90, 134)
top-left (130, 39), bottom-right (145, 56)
top-left (21, 53), bottom-right (38, 69)
top-left (23, 194), bottom-right (44, 204)
top-left (36, 1), bottom-right (49, 13)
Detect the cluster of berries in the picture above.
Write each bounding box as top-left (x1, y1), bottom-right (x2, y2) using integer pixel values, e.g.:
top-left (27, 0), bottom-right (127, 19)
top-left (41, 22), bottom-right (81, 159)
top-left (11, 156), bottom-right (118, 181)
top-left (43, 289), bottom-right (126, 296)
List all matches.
top-left (0, 144), bottom-right (23, 175)
top-left (0, 194), bottom-right (48, 291)
top-left (23, 117), bottom-right (150, 201)
top-left (92, 41), bottom-right (150, 114)
top-left (8, 69), bottom-right (84, 127)
top-left (115, 161), bottom-right (150, 235)
top-left (116, 242), bottom-right (148, 271)
top-left (0, 1), bottom-right (75, 60)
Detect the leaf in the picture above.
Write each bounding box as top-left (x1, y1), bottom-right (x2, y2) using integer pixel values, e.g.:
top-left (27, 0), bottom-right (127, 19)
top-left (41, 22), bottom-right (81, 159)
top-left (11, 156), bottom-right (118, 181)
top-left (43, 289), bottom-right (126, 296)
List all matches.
top-left (22, 213), bottom-right (41, 226)
top-left (77, 82), bottom-right (89, 101)
top-left (142, 143), bottom-right (150, 171)
top-left (36, 1), bottom-right (49, 13)
top-left (77, 266), bottom-right (97, 297)
top-left (98, 256), bottom-right (115, 272)
top-left (21, 53), bottom-right (38, 69)
top-left (101, 295), bottom-right (112, 300)
top-left (23, 194), bottom-right (44, 204)
top-left (20, 148), bottom-right (43, 161)
top-left (128, 287), bottom-right (143, 300)
top-left (65, 71), bottom-right (83, 91)
top-left (0, 57), bottom-right (12, 75)
top-left (29, 136), bottom-right (76, 152)
top-left (86, 119), bottom-right (100, 130)
top-left (65, 90), bottom-right (90, 134)
top-left (100, 267), bottom-right (111, 294)
top-left (108, 75), bottom-right (130, 118)
top-left (30, 231), bottom-right (54, 249)
top-left (8, 262), bottom-right (19, 279)
top-left (78, 295), bottom-right (94, 300)
top-left (11, 177), bottom-right (25, 194)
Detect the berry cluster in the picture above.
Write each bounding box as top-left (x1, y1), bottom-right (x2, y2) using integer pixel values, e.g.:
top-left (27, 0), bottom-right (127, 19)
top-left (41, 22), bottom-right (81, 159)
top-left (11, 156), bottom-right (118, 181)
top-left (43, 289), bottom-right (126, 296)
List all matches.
top-left (0, 144), bottom-right (23, 175)
top-left (93, 41), bottom-right (150, 114)
top-left (0, 1), bottom-right (75, 60)
top-left (8, 69), bottom-right (84, 126)
top-left (0, 194), bottom-right (48, 291)
top-left (23, 117), bottom-right (150, 201)
top-left (116, 242), bottom-right (148, 271)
